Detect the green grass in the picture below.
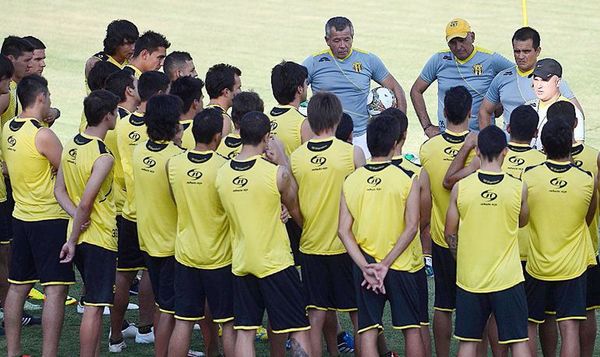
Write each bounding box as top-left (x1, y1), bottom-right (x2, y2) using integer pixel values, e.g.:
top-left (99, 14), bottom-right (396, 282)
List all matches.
top-left (2, 0), bottom-right (600, 355)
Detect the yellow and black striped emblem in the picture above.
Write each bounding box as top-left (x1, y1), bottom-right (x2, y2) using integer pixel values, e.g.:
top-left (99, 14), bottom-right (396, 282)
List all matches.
top-left (472, 63), bottom-right (483, 75)
top-left (353, 62), bottom-right (363, 72)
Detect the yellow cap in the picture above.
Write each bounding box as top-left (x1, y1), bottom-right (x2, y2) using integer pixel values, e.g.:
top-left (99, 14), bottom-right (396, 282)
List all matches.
top-left (445, 18), bottom-right (471, 42)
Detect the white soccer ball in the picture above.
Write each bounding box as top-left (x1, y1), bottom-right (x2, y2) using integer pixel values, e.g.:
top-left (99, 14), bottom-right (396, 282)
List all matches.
top-left (367, 87), bottom-right (396, 116)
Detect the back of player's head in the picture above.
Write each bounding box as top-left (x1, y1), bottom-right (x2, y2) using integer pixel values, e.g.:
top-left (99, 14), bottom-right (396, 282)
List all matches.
top-left (307, 92), bottom-right (342, 134)
top-left (163, 51), bottom-right (192, 78)
top-left (271, 61), bottom-right (308, 105)
top-left (205, 63), bottom-right (242, 99)
top-left (88, 61), bottom-right (120, 91)
top-left (547, 101), bottom-right (577, 129)
top-left (0, 55), bottom-right (15, 81)
top-left (512, 27), bottom-right (540, 49)
top-left (335, 112), bottom-right (354, 143)
top-left (325, 17), bottom-right (354, 38)
top-left (104, 20), bottom-right (139, 55)
top-left (380, 107), bottom-right (408, 140)
top-left (232, 91), bottom-right (264, 125)
top-left (477, 125), bottom-right (507, 162)
top-left (145, 94), bottom-right (182, 142)
top-left (240, 111), bottom-right (270, 146)
top-left (17, 74), bottom-right (48, 109)
top-left (169, 76), bottom-right (204, 113)
top-left (1, 36), bottom-right (34, 58)
top-left (509, 105), bottom-right (539, 142)
top-left (138, 71), bottom-right (170, 102)
top-left (444, 86), bottom-right (472, 125)
top-left (192, 108), bottom-right (223, 145)
top-left (105, 70), bottom-right (135, 102)
top-left (367, 115), bottom-right (400, 157)
top-left (133, 31), bottom-right (170, 58)
top-left (23, 36), bottom-right (46, 50)
top-left (84, 89), bottom-right (120, 127)
top-left (541, 118), bottom-right (572, 160)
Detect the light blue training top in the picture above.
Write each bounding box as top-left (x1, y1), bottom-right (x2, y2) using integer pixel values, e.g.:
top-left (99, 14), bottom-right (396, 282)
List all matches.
top-left (303, 48), bottom-right (389, 135)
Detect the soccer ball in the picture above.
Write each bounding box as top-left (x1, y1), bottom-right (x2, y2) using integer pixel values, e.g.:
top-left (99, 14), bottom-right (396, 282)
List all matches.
top-left (367, 87), bottom-right (396, 116)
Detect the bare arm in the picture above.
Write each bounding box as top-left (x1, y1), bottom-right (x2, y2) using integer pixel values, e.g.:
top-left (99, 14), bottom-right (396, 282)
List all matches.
top-left (278, 165), bottom-right (302, 227)
top-left (379, 74), bottom-right (407, 113)
top-left (84, 56), bottom-right (100, 79)
top-left (410, 78), bottom-right (438, 138)
top-left (442, 132), bottom-right (478, 190)
top-left (519, 182), bottom-right (529, 228)
top-left (54, 166), bottom-right (77, 217)
top-left (353, 145), bottom-right (366, 169)
top-left (222, 114), bottom-right (232, 137)
top-left (478, 98), bottom-right (496, 129)
top-left (35, 127), bottom-right (63, 169)
top-left (444, 184), bottom-right (460, 259)
top-left (419, 170), bottom-right (432, 255)
top-left (0, 93), bottom-right (9, 116)
top-left (299, 119), bottom-right (313, 143)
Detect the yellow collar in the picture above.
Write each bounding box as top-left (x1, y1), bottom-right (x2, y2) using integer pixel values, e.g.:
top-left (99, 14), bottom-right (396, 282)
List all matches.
top-left (455, 47), bottom-right (478, 65)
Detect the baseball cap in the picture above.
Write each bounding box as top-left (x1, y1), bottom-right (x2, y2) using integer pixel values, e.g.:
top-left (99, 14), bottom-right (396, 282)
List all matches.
top-left (446, 18), bottom-right (471, 42)
top-left (530, 58), bottom-right (562, 79)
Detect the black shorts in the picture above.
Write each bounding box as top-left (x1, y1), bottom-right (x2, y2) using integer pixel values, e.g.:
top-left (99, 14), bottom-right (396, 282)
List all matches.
top-left (0, 201), bottom-right (12, 244)
top-left (117, 216), bottom-right (145, 271)
top-left (144, 253), bottom-right (175, 314)
top-left (455, 283), bottom-right (528, 344)
top-left (586, 256), bottom-right (600, 310)
top-left (8, 218), bottom-right (74, 286)
top-left (432, 242), bottom-right (456, 311)
top-left (415, 267), bottom-right (430, 326)
top-left (525, 270), bottom-right (587, 323)
top-left (300, 253), bottom-right (356, 311)
top-left (174, 261), bottom-right (234, 323)
top-left (286, 220), bottom-right (301, 266)
top-left (75, 242), bottom-right (117, 306)
top-left (233, 266), bottom-right (309, 334)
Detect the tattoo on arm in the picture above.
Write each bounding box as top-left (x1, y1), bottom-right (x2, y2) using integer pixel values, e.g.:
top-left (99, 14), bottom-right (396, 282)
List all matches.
top-left (290, 338), bottom-right (309, 357)
top-left (447, 233), bottom-right (458, 259)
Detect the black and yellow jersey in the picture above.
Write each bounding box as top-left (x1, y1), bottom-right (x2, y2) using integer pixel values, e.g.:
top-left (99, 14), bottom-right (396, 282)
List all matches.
top-left (216, 155), bottom-right (294, 278)
top-left (501, 142), bottom-right (545, 180)
top-left (123, 64), bottom-right (142, 79)
top-left (572, 143), bottom-right (600, 255)
top-left (215, 133), bottom-right (242, 160)
top-left (391, 155), bottom-right (422, 175)
top-left (0, 81), bottom-right (18, 127)
top-left (268, 105), bottom-right (305, 157)
top-left (179, 119), bottom-right (195, 149)
top-left (61, 133), bottom-right (117, 251)
top-left (116, 111), bottom-right (146, 221)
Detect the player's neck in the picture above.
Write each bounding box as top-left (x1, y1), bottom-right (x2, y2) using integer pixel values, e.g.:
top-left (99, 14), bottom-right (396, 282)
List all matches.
top-left (180, 110), bottom-right (195, 121)
top-left (129, 58), bottom-right (144, 72)
top-left (137, 101), bottom-right (147, 114)
top-left (282, 97), bottom-right (301, 109)
top-left (193, 143), bottom-right (214, 152)
top-left (509, 138), bottom-right (532, 146)
top-left (237, 144), bottom-right (264, 160)
top-left (120, 99), bottom-right (137, 113)
top-left (540, 92), bottom-right (561, 105)
top-left (111, 52), bottom-right (127, 64)
top-left (446, 122), bottom-right (468, 134)
top-left (84, 125), bottom-right (109, 140)
top-left (209, 98), bottom-right (230, 111)
top-left (313, 128), bottom-right (335, 139)
top-left (393, 140), bottom-right (405, 157)
top-left (547, 155), bottom-right (570, 163)
top-left (19, 107), bottom-right (42, 121)
top-left (371, 153), bottom-right (393, 162)
top-left (12, 75), bottom-right (22, 83)
top-left (479, 159), bottom-right (503, 173)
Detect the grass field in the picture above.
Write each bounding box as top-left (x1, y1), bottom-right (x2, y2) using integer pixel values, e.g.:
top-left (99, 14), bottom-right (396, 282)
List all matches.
top-left (2, 0), bottom-right (600, 355)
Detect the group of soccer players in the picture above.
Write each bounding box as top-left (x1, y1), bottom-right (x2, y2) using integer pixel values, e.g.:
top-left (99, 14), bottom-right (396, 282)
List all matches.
top-left (0, 16), bottom-right (598, 357)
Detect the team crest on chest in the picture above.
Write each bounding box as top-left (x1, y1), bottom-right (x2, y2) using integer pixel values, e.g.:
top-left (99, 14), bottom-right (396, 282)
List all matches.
top-left (353, 62), bottom-right (363, 72)
top-left (472, 63), bottom-right (483, 75)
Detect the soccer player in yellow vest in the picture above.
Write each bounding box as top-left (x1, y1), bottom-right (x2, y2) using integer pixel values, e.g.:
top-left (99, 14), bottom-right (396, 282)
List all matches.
top-left (2, 75), bottom-right (73, 357)
top-left (205, 63), bottom-right (241, 136)
top-left (339, 115), bottom-right (425, 357)
top-left (216, 91), bottom-right (263, 160)
top-left (291, 92), bottom-right (365, 356)
top-left (0, 36), bottom-right (33, 127)
top-left (167, 108), bottom-right (238, 357)
top-left (124, 31), bottom-right (170, 79)
top-left (163, 51), bottom-right (198, 83)
top-left (133, 95), bottom-right (185, 357)
top-left (170, 76), bottom-right (204, 149)
top-left (445, 125), bottom-right (530, 357)
top-left (216, 111), bottom-right (311, 356)
top-left (84, 20), bottom-right (139, 79)
top-left (522, 118), bottom-right (597, 357)
top-left (419, 85), bottom-right (475, 357)
top-left (55, 90), bottom-right (119, 357)
top-left (547, 101), bottom-right (600, 357)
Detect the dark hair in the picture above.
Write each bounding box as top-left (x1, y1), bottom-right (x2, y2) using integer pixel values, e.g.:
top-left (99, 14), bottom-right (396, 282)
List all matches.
top-left (547, 101), bottom-right (577, 129)
top-left (307, 92), bottom-right (342, 134)
top-left (132, 31), bottom-right (170, 58)
top-left (1, 36), bottom-right (34, 58)
top-left (17, 74), bottom-right (48, 109)
top-left (325, 17), bottom-right (354, 37)
top-left (271, 61), bottom-right (308, 105)
top-left (205, 63), bottom-right (242, 99)
top-left (138, 71), bottom-right (170, 102)
top-left (192, 108), bottom-right (223, 145)
top-left (0, 55), bottom-right (14, 81)
top-left (477, 125), bottom-right (507, 162)
top-left (232, 91), bottom-right (264, 125)
top-left (163, 51), bottom-right (193, 78)
top-left (512, 27), bottom-right (540, 49)
top-left (335, 112), bottom-right (354, 142)
top-left (169, 76), bottom-right (204, 113)
top-left (367, 115), bottom-right (400, 157)
top-left (380, 107), bottom-right (408, 140)
top-left (84, 90), bottom-right (120, 127)
top-left (509, 105), bottom-right (539, 141)
top-left (23, 36), bottom-right (46, 50)
top-left (145, 94), bottom-right (182, 141)
top-left (444, 86), bottom-right (472, 125)
top-left (541, 118), bottom-right (572, 160)
top-left (87, 61), bottom-right (120, 91)
top-left (103, 20), bottom-right (139, 55)
top-left (239, 111), bottom-right (270, 146)
top-left (104, 70), bottom-right (135, 102)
